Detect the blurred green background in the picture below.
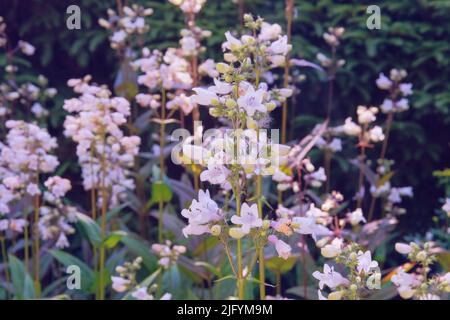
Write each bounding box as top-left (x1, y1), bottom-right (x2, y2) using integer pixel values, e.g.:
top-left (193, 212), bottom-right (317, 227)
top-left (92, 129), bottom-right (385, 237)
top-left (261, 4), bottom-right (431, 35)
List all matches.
top-left (1, 0), bottom-right (449, 233)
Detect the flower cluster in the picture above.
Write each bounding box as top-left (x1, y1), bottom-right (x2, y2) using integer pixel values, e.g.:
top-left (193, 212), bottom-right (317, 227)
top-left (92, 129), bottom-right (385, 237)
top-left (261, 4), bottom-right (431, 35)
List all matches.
top-left (393, 241), bottom-right (449, 299)
top-left (316, 27), bottom-right (346, 69)
top-left (0, 18), bottom-right (56, 120)
top-left (39, 176), bottom-right (79, 248)
top-left (111, 256), bottom-right (171, 300)
top-left (63, 76), bottom-right (141, 208)
top-left (151, 241), bottom-right (186, 269)
top-left (376, 69), bottom-right (412, 114)
top-left (313, 242), bottom-right (381, 300)
top-left (132, 48), bottom-right (192, 92)
top-left (0, 120), bottom-right (58, 235)
top-left (169, 0), bottom-right (206, 14)
top-left (99, 5), bottom-right (153, 50)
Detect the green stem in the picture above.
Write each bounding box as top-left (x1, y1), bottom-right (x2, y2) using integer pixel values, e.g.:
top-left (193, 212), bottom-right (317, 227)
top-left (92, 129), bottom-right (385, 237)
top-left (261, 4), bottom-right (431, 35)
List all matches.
top-left (23, 210), bottom-right (29, 273)
top-left (276, 269), bottom-right (282, 296)
top-left (256, 129), bottom-right (265, 300)
top-left (235, 182), bottom-right (245, 300)
top-left (98, 127), bottom-right (108, 300)
top-left (1, 236), bottom-right (10, 299)
top-left (33, 173), bottom-right (41, 298)
top-left (158, 88), bottom-right (166, 243)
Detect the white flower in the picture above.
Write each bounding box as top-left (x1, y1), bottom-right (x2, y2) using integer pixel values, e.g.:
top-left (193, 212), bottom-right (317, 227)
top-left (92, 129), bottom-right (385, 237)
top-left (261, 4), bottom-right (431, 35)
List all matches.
top-left (191, 88), bottom-right (218, 106)
top-left (321, 238), bottom-right (343, 258)
top-left (237, 86), bottom-right (266, 116)
top-left (388, 187), bottom-right (413, 204)
top-left (111, 276), bottom-right (131, 292)
top-left (356, 250), bottom-right (378, 274)
top-left (111, 30), bottom-right (127, 44)
top-left (269, 35), bottom-right (291, 56)
top-left (18, 40), bottom-right (35, 56)
top-left (369, 126), bottom-right (385, 142)
top-left (222, 31), bottom-right (242, 51)
top-left (399, 83), bottom-right (413, 96)
top-left (342, 117), bottom-right (361, 136)
top-left (292, 216), bottom-right (332, 242)
top-left (268, 235), bottom-right (292, 259)
top-left (347, 208), bottom-right (366, 226)
top-left (44, 176), bottom-right (72, 198)
top-left (391, 269), bottom-right (420, 299)
top-left (380, 99), bottom-right (393, 113)
top-left (357, 105), bottom-right (378, 124)
top-left (181, 190), bottom-right (222, 237)
top-left (395, 242), bottom-right (412, 255)
top-left (376, 73), bottom-right (392, 90)
top-left (132, 287), bottom-right (153, 300)
top-left (443, 198), bottom-right (450, 217)
top-left (209, 78), bottom-right (232, 95)
top-left (198, 59), bottom-right (219, 78)
top-left (230, 203), bottom-right (262, 235)
top-left (259, 22), bottom-right (282, 41)
top-left (313, 264), bottom-right (349, 290)
top-left (200, 162), bottom-right (230, 186)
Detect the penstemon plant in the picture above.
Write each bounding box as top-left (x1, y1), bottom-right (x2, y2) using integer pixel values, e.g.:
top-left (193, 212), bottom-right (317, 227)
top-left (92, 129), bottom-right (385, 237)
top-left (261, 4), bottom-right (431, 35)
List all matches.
top-left (0, 1), bottom-right (448, 303)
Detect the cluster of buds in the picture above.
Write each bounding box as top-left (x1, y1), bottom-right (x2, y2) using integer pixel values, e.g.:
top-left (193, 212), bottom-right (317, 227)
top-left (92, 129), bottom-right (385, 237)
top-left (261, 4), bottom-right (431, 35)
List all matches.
top-left (151, 241), bottom-right (187, 269)
top-left (0, 17), bottom-right (35, 55)
top-left (376, 69), bottom-right (412, 113)
top-left (132, 48), bottom-right (192, 91)
top-left (0, 17), bottom-right (56, 120)
top-left (0, 75), bottom-right (57, 119)
top-left (393, 241), bottom-right (449, 299)
top-left (111, 256), bottom-right (172, 300)
top-left (316, 27), bottom-right (346, 72)
top-left (169, 0), bottom-right (206, 14)
top-left (99, 5), bottom-right (153, 50)
top-left (111, 256), bottom-right (143, 293)
top-left (314, 242), bottom-right (381, 300)
top-left (341, 106), bottom-right (385, 143)
top-left (39, 176), bottom-right (79, 248)
top-left (63, 76), bottom-right (141, 208)
top-left (179, 27), bottom-right (211, 57)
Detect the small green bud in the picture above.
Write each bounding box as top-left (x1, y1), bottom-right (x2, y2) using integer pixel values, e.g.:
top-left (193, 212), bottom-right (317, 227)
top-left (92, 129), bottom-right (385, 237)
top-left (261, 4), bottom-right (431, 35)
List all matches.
top-left (225, 99), bottom-right (237, 108)
top-left (216, 63), bottom-right (230, 74)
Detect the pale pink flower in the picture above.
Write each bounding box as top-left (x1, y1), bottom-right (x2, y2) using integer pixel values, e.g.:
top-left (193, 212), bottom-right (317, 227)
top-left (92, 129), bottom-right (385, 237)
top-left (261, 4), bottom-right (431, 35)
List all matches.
top-left (313, 264), bottom-right (349, 290)
top-left (231, 203), bottom-right (263, 235)
top-left (268, 235), bottom-right (292, 260)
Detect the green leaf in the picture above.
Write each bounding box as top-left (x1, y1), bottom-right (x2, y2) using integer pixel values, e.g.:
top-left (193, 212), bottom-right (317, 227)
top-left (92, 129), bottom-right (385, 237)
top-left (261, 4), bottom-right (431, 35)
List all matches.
top-left (49, 250), bottom-right (95, 293)
top-left (194, 261), bottom-right (222, 278)
top-left (102, 231), bottom-right (127, 249)
top-left (148, 181), bottom-right (173, 207)
top-left (437, 251), bottom-right (450, 272)
top-left (75, 212), bottom-right (101, 247)
top-left (214, 274), bottom-right (236, 283)
top-left (8, 254), bottom-right (35, 299)
top-left (265, 256), bottom-right (298, 274)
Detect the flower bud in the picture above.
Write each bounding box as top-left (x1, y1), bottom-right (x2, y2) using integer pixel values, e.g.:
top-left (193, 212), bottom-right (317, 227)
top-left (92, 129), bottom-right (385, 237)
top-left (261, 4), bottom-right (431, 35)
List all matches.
top-left (216, 63), bottom-right (230, 74)
top-left (328, 290), bottom-right (344, 300)
top-left (225, 98), bottom-right (237, 108)
top-left (210, 225), bottom-right (221, 236)
top-left (266, 102), bottom-right (276, 112)
top-left (229, 227), bottom-right (246, 239)
top-left (262, 220), bottom-right (271, 230)
top-left (416, 250), bottom-right (427, 261)
top-left (395, 243), bottom-right (412, 255)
